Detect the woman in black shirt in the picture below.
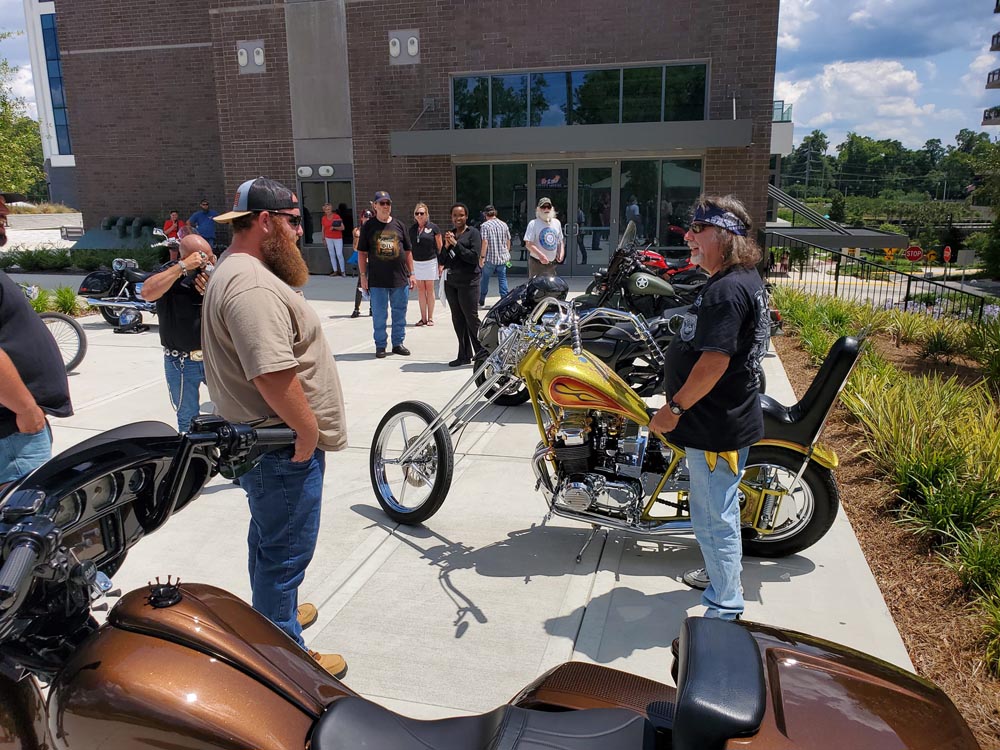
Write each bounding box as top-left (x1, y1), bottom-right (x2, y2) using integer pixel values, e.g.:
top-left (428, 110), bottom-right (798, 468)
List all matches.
top-left (441, 203), bottom-right (485, 367)
top-left (407, 202), bottom-right (442, 326)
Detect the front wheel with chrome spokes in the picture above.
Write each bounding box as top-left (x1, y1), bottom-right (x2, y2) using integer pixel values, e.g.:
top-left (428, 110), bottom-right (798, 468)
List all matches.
top-left (369, 401), bottom-right (454, 525)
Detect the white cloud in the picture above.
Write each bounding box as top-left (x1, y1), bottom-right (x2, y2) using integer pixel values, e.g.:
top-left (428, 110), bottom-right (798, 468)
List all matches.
top-left (776, 59), bottom-right (963, 149)
top-left (10, 65), bottom-right (37, 119)
top-left (777, 0), bottom-right (818, 51)
top-left (960, 47), bottom-right (995, 101)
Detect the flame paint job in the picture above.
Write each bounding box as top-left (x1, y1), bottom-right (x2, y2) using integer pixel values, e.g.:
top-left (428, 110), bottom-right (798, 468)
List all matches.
top-left (540, 348), bottom-right (649, 425)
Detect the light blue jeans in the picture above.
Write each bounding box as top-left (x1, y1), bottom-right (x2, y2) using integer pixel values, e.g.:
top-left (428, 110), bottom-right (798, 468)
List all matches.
top-left (0, 426), bottom-right (52, 483)
top-left (686, 446), bottom-right (750, 620)
top-left (479, 262), bottom-right (509, 305)
top-left (164, 355), bottom-right (206, 433)
top-left (369, 285), bottom-right (409, 349)
top-left (239, 446), bottom-right (325, 647)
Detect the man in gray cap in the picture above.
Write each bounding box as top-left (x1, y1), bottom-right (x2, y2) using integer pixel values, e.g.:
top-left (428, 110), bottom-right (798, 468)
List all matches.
top-left (203, 177), bottom-right (349, 677)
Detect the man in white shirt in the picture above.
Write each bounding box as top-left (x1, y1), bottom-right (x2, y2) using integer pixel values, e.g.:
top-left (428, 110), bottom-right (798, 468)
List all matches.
top-left (523, 197), bottom-right (564, 279)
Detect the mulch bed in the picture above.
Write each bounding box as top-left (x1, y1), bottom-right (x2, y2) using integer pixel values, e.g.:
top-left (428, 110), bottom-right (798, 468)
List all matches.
top-left (773, 335), bottom-right (1000, 749)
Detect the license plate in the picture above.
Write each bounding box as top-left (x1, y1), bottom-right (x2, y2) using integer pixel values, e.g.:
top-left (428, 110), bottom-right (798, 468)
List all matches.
top-left (134, 283), bottom-right (143, 294)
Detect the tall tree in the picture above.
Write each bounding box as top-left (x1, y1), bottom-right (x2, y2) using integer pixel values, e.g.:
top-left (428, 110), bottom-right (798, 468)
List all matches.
top-left (0, 33), bottom-right (46, 201)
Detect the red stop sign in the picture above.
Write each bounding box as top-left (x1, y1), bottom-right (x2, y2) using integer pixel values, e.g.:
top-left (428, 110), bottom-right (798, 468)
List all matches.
top-left (904, 246), bottom-right (923, 262)
top-left (943, 245), bottom-right (952, 263)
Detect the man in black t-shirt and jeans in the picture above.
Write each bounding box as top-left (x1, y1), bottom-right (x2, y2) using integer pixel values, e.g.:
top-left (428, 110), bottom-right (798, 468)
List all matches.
top-left (0, 268), bottom-right (73, 483)
top-left (649, 195), bottom-right (769, 622)
top-left (140, 234), bottom-right (215, 432)
top-left (357, 191), bottom-right (415, 359)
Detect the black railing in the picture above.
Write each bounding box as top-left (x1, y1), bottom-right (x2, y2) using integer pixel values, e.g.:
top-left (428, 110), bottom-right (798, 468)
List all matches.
top-left (993, 31), bottom-right (1000, 50)
top-left (989, 69), bottom-right (1000, 86)
top-left (985, 106), bottom-right (1000, 125)
top-left (763, 232), bottom-right (990, 322)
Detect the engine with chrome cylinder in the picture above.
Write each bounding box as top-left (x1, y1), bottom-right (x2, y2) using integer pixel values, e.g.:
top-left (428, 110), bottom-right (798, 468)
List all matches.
top-left (547, 410), bottom-right (669, 522)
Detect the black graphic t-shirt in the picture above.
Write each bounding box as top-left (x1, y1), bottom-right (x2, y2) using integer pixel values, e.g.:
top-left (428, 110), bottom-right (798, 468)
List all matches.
top-left (156, 265), bottom-right (203, 352)
top-left (408, 221), bottom-right (441, 262)
top-left (662, 266), bottom-right (768, 452)
top-left (358, 217), bottom-right (412, 288)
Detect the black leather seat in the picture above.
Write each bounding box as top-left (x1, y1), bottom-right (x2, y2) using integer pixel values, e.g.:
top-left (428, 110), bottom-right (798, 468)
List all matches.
top-left (760, 335), bottom-right (862, 447)
top-left (672, 618), bottom-right (766, 750)
top-left (310, 697), bottom-right (654, 750)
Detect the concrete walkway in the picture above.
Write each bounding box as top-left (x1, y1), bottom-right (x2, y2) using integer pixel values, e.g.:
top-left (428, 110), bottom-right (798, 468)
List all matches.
top-left (22, 272), bottom-right (911, 719)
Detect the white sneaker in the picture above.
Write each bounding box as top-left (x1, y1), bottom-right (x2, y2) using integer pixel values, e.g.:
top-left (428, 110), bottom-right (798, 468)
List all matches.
top-left (682, 567), bottom-right (710, 590)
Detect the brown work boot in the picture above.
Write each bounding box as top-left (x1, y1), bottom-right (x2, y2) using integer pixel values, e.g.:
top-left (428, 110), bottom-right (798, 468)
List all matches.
top-left (297, 603), bottom-right (318, 630)
top-left (309, 650), bottom-right (348, 679)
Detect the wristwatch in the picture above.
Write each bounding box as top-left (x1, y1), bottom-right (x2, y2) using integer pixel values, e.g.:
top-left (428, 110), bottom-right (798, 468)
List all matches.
top-left (668, 399), bottom-right (686, 416)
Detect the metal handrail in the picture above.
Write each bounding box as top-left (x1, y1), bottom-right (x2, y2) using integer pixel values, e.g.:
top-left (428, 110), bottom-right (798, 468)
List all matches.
top-left (993, 31), bottom-right (1000, 50)
top-left (989, 69), bottom-right (1000, 85)
top-left (985, 106), bottom-right (1000, 123)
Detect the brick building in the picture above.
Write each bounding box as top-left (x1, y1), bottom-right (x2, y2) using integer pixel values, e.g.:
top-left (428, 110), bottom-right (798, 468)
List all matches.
top-left (45, 0), bottom-right (780, 275)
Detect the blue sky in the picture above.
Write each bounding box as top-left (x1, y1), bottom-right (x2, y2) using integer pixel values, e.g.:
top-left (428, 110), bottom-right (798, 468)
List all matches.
top-left (0, 0), bottom-right (996, 152)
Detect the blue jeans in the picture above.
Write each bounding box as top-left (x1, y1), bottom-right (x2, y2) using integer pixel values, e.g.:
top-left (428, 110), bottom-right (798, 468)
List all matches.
top-left (0, 426), bottom-right (52, 483)
top-left (239, 447), bottom-right (325, 647)
top-left (686, 447), bottom-right (749, 620)
top-left (164, 355), bottom-right (206, 433)
top-left (369, 285), bottom-right (409, 349)
top-left (479, 262), bottom-right (509, 305)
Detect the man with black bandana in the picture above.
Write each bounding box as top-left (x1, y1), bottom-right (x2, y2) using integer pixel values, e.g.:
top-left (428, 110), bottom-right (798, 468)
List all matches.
top-left (648, 194), bottom-right (769, 622)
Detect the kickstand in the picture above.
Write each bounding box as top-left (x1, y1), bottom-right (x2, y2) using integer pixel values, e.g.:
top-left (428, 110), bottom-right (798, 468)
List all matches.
top-left (576, 524), bottom-right (607, 563)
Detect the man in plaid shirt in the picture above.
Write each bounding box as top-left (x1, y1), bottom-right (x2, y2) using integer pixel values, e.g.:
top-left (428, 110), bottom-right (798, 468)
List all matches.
top-left (478, 205), bottom-right (511, 306)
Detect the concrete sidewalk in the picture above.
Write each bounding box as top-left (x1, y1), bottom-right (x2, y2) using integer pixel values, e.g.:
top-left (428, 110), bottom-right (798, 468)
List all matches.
top-left (30, 272), bottom-right (911, 719)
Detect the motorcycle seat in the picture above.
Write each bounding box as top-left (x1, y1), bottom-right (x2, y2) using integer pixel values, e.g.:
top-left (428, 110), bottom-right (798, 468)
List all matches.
top-left (759, 335), bottom-right (862, 447)
top-left (310, 698), bottom-right (654, 750)
top-left (125, 268), bottom-right (152, 283)
top-left (672, 617), bottom-right (765, 750)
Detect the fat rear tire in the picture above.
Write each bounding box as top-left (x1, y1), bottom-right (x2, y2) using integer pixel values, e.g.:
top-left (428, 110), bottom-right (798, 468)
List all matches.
top-left (100, 305), bottom-right (124, 326)
top-left (741, 446), bottom-right (838, 558)
top-left (370, 400), bottom-right (454, 525)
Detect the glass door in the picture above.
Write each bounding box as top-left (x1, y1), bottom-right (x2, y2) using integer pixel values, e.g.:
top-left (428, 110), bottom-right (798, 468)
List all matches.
top-left (575, 163), bottom-right (615, 274)
top-left (529, 164), bottom-right (572, 273)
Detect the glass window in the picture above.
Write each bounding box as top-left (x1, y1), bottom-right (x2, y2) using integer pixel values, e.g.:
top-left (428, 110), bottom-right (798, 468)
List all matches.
top-left (41, 13), bottom-right (55, 29)
top-left (569, 69), bottom-right (620, 125)
top-left (47, 60), bottom-right (61, 78)
top-left (453, 76), bottom-right (489, 129)
top-left (620, 161), bottom-right (660, 244)
top-left (491, 75), bottom-right (527, 128)
top-left (491, 163), bottom-right (528, 242)
top-left (530, 72), bottom-right (569, 127)
top-left (300, 182), bottom-right (327, 244)
top-left (49, 78), bottom-right (65, 109)
top-left (455, 165), bottom-right (491, 224)
top-left (622, 67), bottom-right (662, 123)
top-left (42, 28), bottom-right (59, 59)
top-left (663, 64), bottom-right (706, 121)
top-left (660, 159), bottom-right (703, 248)
top-left (55, 126), bottom-right (71, 156)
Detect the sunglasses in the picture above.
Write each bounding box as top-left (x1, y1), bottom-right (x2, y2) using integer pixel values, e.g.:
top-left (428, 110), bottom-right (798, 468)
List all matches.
top-left (414, 211), bottom-right (426, 216)
top-left (376, 201), bottom-right (391, 207)
top-left (689, 222), bottom-right (713, 234)
top-left (269, 211), bottom-right (302, 228)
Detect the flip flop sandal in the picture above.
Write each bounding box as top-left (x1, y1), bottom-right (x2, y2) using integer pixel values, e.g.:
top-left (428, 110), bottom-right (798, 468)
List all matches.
top-left (426, 319), bottom-right (434, 326)
top-left (415, 319), bottom-right (426, 327)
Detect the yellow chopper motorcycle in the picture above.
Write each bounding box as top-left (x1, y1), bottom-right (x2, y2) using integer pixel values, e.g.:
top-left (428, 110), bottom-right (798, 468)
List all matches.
top-left (369, 297), bottom-right (863, 559)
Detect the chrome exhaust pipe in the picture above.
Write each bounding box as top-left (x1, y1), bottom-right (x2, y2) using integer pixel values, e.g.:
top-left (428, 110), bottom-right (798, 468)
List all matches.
top-left (85, 298), bottom-right (157, 314)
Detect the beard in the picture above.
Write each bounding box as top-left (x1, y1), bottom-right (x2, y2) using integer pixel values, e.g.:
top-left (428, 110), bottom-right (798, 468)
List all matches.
top-left (261, 228), bottom-right (309, 287)
top-left (536, 207), bottom-right (555, 222)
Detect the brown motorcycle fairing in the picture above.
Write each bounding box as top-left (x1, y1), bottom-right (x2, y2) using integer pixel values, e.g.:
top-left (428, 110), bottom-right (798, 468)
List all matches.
top-left (45, 583), bottom-right (355, 750)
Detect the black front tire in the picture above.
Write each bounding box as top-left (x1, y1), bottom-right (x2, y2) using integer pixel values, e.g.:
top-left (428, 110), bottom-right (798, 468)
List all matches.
top-left (370, 401), bottom-right (454, 525)
top-left (474, 367), bottom-right (530, 406)
top-left (39, 312), bottom-right (88, 372)
top-left (741, 446), bottom-right (839, 558)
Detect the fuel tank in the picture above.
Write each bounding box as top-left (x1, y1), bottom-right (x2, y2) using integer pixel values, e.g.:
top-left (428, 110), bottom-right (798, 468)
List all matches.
top-left (47, 583), bottom-right (354, 750)
top-left (625, 271), bottom-right (674, 298)
top-left (541, 347), bottom-right (649, 425)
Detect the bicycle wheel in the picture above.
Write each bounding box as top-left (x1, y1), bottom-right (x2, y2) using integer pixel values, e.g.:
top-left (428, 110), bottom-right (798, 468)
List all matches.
top-left (39, 312), bottom-right (88, 372)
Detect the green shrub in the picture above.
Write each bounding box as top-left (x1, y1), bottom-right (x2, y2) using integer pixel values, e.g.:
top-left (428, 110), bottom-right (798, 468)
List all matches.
top-left (70, 250), bottom-right (106, 272)
top-left (888, 308), bottom-right (931, 346)
top-left (945, 529), bottom-right (1000, 596)
top-left (919, 319), bottom-right (966, 363)
top-left (0, 250), bottom-right (23, 270)
top-left (28, 287), bottom-right (52, 313)
top-left (53, 286), bottom-right (82, 315)
top-left (966, 318), bottom-right (1000, 391)
top-left (12, 248), bottom-right (72, 272)
top-left (898, 473), bottom-right (1000, 546)
top-left (981, 594), bottom-right (1000, 677)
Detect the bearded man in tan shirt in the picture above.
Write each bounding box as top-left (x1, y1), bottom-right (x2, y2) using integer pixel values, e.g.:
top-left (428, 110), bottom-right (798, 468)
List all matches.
top-left (203, 177), bottom-right (348, 677)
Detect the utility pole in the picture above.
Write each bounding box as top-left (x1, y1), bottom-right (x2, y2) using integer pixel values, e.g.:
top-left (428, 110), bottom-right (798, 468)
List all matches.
top-left (804, 147), bottom-right (813, 193)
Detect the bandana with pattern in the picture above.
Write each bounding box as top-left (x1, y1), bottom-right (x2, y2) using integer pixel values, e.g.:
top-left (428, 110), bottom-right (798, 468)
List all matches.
top-left (692, 205), bottom-right (748, 236)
